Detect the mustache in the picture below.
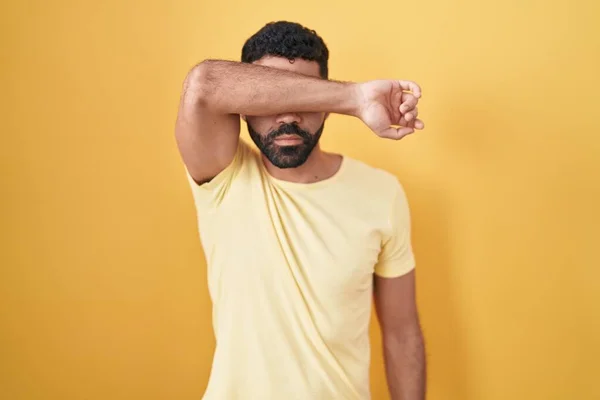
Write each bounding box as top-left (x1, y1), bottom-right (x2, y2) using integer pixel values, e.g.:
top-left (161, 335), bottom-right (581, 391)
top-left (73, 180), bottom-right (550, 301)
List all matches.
top-left (266, 124), bottom-right (312, 142)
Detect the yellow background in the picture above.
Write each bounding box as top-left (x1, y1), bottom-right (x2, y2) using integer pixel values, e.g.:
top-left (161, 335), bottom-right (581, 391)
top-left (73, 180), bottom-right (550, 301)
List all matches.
top-left (2, 0), bottom-right (599, 399)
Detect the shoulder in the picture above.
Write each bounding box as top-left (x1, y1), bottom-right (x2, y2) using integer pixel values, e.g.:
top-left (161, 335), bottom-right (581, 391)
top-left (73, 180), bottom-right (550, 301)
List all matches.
top-left (185, 139), bottom-right (261, 198)
top-left (342, 156), bottom-right (406, 200)
top-left (336, 156), bottom-right (412, 233)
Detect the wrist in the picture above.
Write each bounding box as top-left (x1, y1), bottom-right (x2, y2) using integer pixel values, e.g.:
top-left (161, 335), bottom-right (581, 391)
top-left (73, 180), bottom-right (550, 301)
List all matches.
top-left (346, 82), bottom-right (365, 119)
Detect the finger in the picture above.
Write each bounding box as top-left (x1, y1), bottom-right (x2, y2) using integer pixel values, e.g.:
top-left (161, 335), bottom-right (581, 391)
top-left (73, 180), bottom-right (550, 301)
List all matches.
top-left (400, 95), bottom-right (418, 114)
top-left (397, 115), bottom-right (415, 127)
top-left (399, 116), bottom-right (425, 130)
top-left (378, 127), bottom-right (398, 139)
top-left (398, 80), bottom-right (422, 98)
top-left (395, 127), bottom-right (415, 139)
top-left (405, 107), bottom-right (419, 122)
top-left (401, 91), bottom-right (418, 103)
top-left (379, 126), bottom-right (414, 140)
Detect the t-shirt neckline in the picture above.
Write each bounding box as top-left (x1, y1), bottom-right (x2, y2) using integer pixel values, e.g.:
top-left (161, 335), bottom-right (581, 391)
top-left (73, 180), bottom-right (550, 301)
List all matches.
top-left (260, 155), bottom-right (348, 190)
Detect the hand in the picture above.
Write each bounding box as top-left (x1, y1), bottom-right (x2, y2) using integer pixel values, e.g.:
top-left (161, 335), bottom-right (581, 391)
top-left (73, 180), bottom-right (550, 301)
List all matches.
top-left (356, 80), bottom-right (424, 140)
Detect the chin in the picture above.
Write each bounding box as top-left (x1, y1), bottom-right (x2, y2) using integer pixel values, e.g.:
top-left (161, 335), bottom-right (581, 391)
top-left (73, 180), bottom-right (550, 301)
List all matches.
top-left (261, 143), bottom-right (314, 169)
top-left (269, 156), bottom-right (304, 169)
top-left (269, 155), bottom-right (308, 169)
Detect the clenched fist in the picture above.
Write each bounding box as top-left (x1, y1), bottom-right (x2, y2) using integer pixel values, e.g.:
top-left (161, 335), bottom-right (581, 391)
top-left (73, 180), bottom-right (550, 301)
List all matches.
top-left (356, 80), bottom-right (424, 140)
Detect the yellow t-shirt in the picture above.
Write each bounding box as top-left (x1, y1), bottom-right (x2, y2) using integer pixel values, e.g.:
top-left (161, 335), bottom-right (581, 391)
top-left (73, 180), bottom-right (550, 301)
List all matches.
top-left (187, 140), bottom-right (415, 400)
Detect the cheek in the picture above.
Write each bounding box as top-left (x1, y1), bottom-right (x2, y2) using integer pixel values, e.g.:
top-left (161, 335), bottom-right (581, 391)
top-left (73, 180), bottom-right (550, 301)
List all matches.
top-left (247, 116), bottom-right (275, 132)
top-left (304, 113), bottom-right (326, 128)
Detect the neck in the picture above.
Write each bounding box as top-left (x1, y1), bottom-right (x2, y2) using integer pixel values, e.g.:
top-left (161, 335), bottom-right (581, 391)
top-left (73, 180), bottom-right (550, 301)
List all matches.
top-left (262, 145), bottom-right (342, 184)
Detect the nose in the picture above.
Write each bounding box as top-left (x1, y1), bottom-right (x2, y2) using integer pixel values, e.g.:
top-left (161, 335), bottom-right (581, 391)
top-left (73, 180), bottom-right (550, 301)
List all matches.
top-left (275, 112), bottom-right (302, 125)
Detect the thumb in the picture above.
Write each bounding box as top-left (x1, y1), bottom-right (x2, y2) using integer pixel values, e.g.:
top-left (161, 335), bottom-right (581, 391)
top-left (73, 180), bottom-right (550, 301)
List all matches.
top-left (379, 126), bottom-right (414, 140)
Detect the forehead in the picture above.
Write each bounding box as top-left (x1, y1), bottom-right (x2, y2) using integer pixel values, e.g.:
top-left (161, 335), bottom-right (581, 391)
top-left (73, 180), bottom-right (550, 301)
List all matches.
top-left (253, 56), bottom-right (321, 78)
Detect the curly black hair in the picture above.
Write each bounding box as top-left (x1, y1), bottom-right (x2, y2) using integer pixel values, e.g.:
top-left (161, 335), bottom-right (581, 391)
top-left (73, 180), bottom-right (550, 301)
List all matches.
top-left (241, 21), bottom-right (329, 79)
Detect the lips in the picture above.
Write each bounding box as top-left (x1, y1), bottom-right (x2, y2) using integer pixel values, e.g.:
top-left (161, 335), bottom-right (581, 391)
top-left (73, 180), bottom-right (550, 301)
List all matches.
top-left (273, 135), bottom-right (303, 145)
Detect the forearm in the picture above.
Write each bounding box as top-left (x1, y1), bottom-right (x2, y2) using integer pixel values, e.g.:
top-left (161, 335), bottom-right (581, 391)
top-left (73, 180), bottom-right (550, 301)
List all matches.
top-left (187, 60), bottom-right (360, 117)
top-left (383, 326), bottom-right (426, 400)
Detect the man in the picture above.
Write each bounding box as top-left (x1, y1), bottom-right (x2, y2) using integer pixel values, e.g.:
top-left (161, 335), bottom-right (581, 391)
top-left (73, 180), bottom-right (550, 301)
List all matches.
top-left (175, 21), bottom-right (426, 400)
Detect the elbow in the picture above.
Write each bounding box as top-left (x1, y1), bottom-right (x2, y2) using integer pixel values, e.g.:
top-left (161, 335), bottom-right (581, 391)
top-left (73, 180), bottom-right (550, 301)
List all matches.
top-left (183, 60), bottom-right (216, 106)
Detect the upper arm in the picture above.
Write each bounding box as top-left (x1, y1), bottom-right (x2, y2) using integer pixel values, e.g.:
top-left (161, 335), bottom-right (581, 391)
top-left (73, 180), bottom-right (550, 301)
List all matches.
top-left (373, 180), bottom-right (419, 334)
top-left (175, 63), bottom-right (240, 185)
top-left (374, 270), bottom-right (419, 335)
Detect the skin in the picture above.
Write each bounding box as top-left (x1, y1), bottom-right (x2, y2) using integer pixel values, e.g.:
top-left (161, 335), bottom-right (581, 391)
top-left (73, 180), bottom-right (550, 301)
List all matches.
top-left (375, 270), bottom-right (426, 400)
top-left (175, 56), bottom-right (426, 399)
top-left (246, 57), bottom-right (338, 182)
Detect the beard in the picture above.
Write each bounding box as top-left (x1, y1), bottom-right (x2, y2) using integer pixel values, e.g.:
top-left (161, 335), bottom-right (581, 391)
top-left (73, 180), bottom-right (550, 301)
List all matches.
top-left (247, 122), bottom-right (325, 169)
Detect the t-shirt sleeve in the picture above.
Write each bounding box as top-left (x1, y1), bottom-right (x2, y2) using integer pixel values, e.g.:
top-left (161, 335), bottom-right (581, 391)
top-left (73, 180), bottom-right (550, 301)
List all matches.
top-left (374, 181), bottom-right (416, 278)
top-left (184, 140), bottom-right (249, 208)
